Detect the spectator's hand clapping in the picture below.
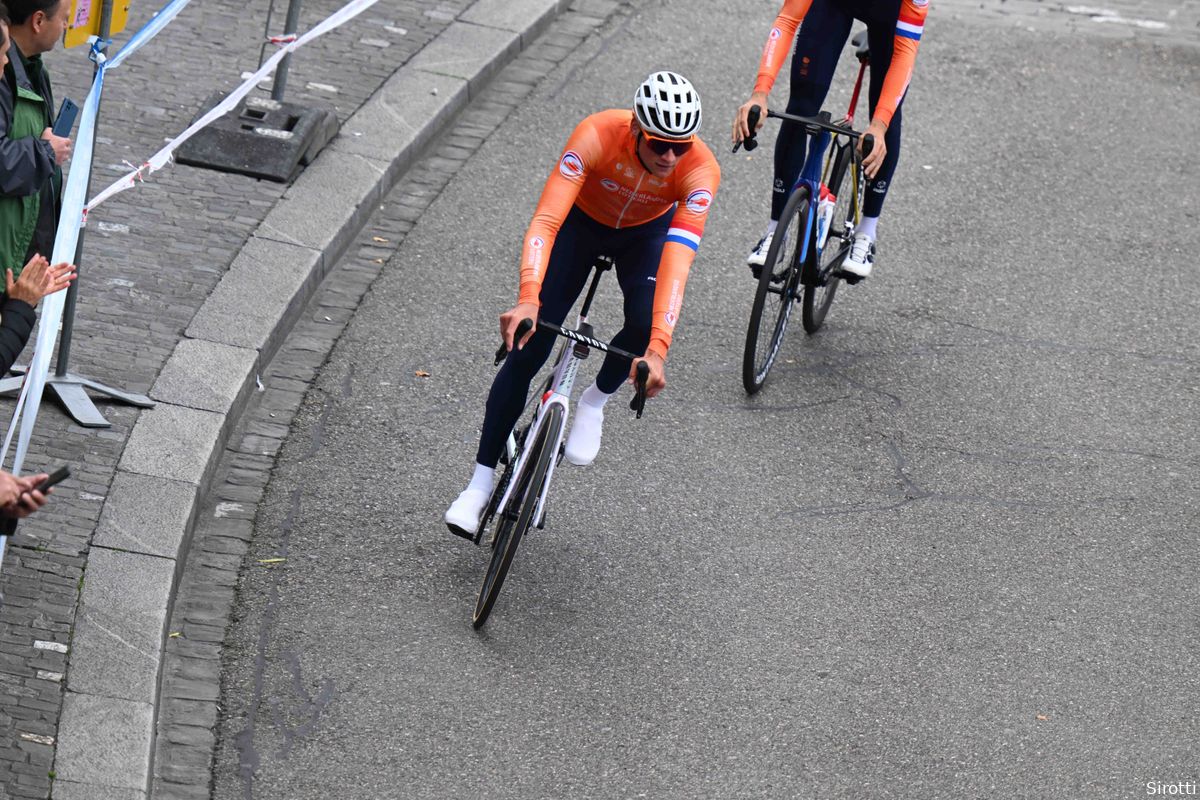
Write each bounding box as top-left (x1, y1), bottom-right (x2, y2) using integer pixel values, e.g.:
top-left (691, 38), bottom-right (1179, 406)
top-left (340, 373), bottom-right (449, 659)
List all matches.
top-left (6, 255), bottom-right (75, 306)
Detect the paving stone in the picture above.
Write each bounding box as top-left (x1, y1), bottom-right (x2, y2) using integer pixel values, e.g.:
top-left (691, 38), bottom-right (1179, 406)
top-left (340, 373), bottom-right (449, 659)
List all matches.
top-left (149, 339), bottom-right (260, 416)
top-left (94, 473), bottom-right (198, 560)
top-left (66, 549), bottom-right (173, 704)
top-left (462, 0), bottom-right (563, 43)
top-left (330, 71), bottom-right (469, 170)
top-left (55, 693), bottom-right (153, 791)
top-left (52, 779), bottom-right (146, 800)
top-left (259, 152), bottom-right (385, 266)
top-left (117, 404), bottom-right (226, 487)
top-left (407, 21), bottom-right (523, 98)
top-left (185, 237), bottom-right (322, 358)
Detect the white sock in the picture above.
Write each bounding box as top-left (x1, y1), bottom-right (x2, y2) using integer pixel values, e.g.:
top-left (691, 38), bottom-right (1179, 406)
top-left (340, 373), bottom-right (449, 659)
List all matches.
top-left (468, 463), bottom-right (494, 493)
top-left (765, 219), bottom-right (779, 237)
top-left (857, 216), bottom-right (879, 241)
top-left (579, 383), bottom-right (613, 411)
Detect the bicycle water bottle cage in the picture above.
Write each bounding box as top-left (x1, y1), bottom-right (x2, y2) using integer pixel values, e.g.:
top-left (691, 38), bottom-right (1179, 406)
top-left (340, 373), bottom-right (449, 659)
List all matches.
top-left (851, 30), bottom-right (870, 63)
top-left (573, 321), bottom-right (596, 359)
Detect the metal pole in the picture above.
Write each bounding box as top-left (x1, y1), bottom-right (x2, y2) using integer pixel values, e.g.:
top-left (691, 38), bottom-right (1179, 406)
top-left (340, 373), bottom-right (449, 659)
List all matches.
top-left (54, 0), bottom-right (113, 378)
top-left (270, 0), bottom-right (303, 102)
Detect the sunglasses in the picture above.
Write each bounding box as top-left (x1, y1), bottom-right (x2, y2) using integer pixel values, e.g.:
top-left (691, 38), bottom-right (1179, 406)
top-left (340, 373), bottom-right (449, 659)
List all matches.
top-left (641, 132), bottom-right (693, 157)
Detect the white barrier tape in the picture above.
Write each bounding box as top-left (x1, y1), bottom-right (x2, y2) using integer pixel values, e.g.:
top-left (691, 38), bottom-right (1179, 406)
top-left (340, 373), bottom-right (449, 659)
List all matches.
top-left (3, 0), bottom-right (382, 480)
top-left (88, 0), bottom-right (382, 212)
top-left (104, 0), bottom-right (193, 71)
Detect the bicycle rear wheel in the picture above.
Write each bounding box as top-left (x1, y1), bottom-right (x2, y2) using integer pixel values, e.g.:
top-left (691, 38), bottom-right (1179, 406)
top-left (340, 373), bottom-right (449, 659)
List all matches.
top-left (742, 185), bottom-right (811, 394)
top-left (473, 403), bottom-right (563, 629)
top-left (802, 145), bottom-right (856, 333)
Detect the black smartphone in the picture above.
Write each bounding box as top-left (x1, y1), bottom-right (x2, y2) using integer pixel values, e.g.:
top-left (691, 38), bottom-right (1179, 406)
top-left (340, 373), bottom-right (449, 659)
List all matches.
top-left (52, 98), bottom-right (78, 137)
top-left (34, 465), bottom-right (70, 493)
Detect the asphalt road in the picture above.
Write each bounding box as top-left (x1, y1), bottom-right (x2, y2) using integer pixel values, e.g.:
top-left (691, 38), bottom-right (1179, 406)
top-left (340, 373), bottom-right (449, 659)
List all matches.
top-left (212, 1), bottom-right (1199, 798)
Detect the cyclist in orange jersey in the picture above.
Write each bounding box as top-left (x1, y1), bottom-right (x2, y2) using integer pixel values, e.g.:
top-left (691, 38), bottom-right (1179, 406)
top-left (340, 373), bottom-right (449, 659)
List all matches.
top-left (446, 71), bottom-right (721, 538)
top-left (733, 0), bottom-right (929, 279)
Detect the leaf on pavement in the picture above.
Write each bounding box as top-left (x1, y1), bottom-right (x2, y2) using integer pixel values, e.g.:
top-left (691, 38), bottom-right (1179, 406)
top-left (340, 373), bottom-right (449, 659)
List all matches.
top-left (258, 558), bottom-right (286, 565)
top-left (415, 370), bottom-right (431, 378)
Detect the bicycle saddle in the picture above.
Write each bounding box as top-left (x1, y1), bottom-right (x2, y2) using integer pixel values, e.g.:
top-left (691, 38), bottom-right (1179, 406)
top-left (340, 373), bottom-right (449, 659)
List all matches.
top-left (851, 30), bottom-right (870, 63)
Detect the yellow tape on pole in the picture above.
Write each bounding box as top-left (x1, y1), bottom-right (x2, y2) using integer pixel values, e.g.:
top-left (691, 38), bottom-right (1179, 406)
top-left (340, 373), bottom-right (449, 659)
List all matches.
top-left (64, 0), bottom-right (130, 48)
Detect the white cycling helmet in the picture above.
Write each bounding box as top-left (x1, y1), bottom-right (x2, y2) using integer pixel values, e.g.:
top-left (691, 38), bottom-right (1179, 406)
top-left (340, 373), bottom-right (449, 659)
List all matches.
top-left (633, 71), bottom-right (702, 140)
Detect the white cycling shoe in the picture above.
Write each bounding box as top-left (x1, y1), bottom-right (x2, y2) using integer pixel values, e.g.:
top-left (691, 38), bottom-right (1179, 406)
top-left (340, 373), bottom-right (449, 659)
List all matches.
top-left (445, 487), bottom-right (490, 539)
top-left (747, 232), bottom-right (773, 270)
top-left (842, 235), bottom-right (876, 279)
top-left (564, 404), bottom-right (604, 466)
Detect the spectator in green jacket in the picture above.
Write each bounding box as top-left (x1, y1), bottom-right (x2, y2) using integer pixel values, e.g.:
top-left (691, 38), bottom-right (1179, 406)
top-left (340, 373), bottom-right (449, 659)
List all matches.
top-left (0, 4), bottom-right (74, 376)
top-left (0, 0), bottom-right (71, 276)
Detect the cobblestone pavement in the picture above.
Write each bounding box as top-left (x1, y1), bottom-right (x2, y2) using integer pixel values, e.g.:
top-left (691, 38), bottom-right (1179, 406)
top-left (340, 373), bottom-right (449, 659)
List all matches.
top-left (0, 0), bottom-right (1191, 797)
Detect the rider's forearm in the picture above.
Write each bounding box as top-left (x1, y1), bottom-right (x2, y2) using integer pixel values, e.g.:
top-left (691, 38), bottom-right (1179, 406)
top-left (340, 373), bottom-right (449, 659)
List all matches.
top-left (648, 243), bottom-right (696, 359)
top-left (752, 0), bottom-right (810, 95)
top-left (874, 3), bottom-right (926, 127)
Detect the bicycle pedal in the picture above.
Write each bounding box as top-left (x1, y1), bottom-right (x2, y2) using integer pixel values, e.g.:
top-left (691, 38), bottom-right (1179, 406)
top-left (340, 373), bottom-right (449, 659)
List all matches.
top-left (836, 269), bottom-right (863, 285)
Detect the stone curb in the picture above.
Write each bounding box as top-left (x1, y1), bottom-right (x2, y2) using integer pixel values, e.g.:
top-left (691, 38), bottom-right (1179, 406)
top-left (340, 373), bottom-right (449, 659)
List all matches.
top-left (52, 1), bottom-right (570, 796)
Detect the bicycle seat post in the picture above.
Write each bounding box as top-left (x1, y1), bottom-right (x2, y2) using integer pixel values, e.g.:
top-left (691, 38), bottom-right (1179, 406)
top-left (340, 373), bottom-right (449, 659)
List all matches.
top-left (578, 257), bottom-right (611, 320)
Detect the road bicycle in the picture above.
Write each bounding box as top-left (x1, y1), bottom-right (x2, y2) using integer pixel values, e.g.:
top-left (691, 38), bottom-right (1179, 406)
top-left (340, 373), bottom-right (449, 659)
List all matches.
top-left (737, 33), bottom-right (876, 394)
top-left (472, 257), bottom-right (649, 629)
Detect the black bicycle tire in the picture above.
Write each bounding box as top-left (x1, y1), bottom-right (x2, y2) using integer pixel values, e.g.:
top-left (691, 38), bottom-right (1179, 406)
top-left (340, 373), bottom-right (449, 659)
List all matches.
top-left (472, 403), bottom-right (563, 628)
top-left (802, 145), bottom-right (855, 333)
top-left (742, 184), bottom-right (812, 394)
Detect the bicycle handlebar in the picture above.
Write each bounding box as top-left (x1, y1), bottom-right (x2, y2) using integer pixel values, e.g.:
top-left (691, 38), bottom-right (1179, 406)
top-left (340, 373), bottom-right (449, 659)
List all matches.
top-left (734, 105), bottom-right (874, 158)
top-left (493, 317), bottom-right (650, 417)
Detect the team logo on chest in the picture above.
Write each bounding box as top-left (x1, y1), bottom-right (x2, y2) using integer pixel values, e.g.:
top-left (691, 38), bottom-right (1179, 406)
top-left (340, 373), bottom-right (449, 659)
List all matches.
top-left (600, 178), bottom-right (621, 192)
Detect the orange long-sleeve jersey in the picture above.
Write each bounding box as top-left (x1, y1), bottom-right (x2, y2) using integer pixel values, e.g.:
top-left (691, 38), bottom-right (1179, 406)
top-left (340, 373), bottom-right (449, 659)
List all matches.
top-left (754, 0), bottom-right (928, 127)
top-left (519, 109), bottom-right (721, 360)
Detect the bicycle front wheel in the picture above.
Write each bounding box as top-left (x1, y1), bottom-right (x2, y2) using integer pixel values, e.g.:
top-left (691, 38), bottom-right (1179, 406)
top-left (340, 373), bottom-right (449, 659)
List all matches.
top-left (803, 146), bottom-right (856, 333)
top-left (473, 403), bottom-right (563, 629)
top-left (742, 185), bottom-right (811, 394)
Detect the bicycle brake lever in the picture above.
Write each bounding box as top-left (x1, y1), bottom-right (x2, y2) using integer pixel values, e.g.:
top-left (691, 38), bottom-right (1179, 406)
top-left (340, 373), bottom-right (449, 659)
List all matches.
top-left (629, 360), bottom-right (650, 419)
top-left (494, 318), bottom-right (535, 365)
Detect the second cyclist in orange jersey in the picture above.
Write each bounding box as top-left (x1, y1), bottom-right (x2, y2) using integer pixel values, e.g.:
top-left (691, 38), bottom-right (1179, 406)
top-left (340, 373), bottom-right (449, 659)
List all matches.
top-left (446, 71), bottom-right (721, 539)
top-left (733, 0), bottom-right (929, 279)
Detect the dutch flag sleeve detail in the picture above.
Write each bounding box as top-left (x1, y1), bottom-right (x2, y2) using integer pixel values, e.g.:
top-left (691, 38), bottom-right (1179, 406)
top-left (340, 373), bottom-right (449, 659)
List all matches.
top-left (896, 8), bottom-right (925, 40)
top-left (666, 224), bottom-right (703, 252)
